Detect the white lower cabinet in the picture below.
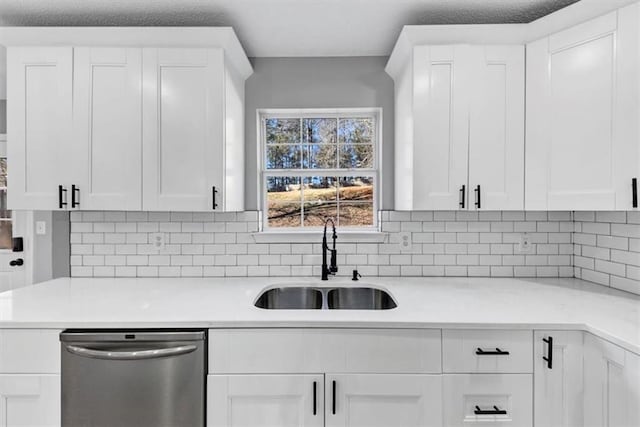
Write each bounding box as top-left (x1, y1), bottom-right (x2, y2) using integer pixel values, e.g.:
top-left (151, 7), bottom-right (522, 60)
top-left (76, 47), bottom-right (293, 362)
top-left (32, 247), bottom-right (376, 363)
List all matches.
top-left (533, 331), bottom-right (584, 427)
top-left (0, 374), bottom-right (60, 427)
top-left (208, 374), bottom-right (442, 427)
top-left (207, 374), bottom-right (324, 427)
top-left (583, 333), bottom-right (640, 427)
top-left (326, 374), bottom-right (442, 427)
top-left (443, 374), bottom-right (532, 426)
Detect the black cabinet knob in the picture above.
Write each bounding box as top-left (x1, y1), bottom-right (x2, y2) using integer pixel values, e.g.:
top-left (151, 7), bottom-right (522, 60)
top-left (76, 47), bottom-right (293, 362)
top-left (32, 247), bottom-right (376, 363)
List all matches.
top-left (9, 258), bottom-right (24, 267)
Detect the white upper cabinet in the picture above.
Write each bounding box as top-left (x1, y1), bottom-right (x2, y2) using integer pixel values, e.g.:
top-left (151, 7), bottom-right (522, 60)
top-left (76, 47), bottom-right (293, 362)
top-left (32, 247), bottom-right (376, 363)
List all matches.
top-left (387, 40), bottom-right (524, 211)
top-left (73, 47), bottom-right (142, 211)
top-left (143, 48), bottom-right (228, 212)
top-left (526, 4), bottom-right (640, 210)
top-left (468, 46), bottom-right (524, 211)
top-left (4, 28), bottom-right (251, 212)
top-left (7, 47), bottom-right (73, 210)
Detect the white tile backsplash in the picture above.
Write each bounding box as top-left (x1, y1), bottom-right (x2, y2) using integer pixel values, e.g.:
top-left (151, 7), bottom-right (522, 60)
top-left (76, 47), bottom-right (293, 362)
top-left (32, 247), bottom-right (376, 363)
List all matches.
top-left (68, 209), bottom-right (639, 295)
top-left (574, 212), bottom-right (640, 295)
top-left (70, 210), bottom-right (575, 280)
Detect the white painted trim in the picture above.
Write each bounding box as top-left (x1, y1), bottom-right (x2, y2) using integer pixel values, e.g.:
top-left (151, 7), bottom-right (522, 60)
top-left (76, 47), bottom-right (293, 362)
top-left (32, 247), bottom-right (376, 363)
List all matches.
top-left (252, 231), bottom-right (388, 244)
top-left (256, 108), bottom-right (382, 232)
top-left (0, 27), bottom-right (253, 79)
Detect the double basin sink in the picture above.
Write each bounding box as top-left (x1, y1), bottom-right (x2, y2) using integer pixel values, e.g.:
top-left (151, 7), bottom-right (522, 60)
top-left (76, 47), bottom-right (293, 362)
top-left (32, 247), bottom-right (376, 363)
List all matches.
top-left (255, 286), bottom-right (397, 310)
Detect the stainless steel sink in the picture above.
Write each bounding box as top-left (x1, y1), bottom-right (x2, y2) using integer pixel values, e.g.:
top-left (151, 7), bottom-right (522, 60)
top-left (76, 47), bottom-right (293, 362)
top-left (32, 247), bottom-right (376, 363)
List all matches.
top-left (255, 285), bottom-right (397, 310)
top-left (327, 287), bottom-right (397, 310)
top-left (254, 287), bottom-right (323, 310)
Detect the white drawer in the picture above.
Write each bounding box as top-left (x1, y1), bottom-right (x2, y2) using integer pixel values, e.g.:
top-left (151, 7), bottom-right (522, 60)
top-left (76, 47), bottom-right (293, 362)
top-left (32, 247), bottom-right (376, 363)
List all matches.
top-left (209, 328), bottom-right (442, 374)
top-left (443, 330), bottom-right (533, 373)
top-left (0, 329), bottom-right (61, 374)
top-left (443, 374), bottom-right (532, 427)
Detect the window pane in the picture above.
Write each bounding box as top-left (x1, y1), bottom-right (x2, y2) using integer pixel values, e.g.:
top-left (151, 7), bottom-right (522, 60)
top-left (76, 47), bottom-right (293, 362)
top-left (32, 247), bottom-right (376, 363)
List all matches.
top-left (268, 203), bottom-right (302, 228)
top-left (303, 144), bottom-right (337, 169)
top-left (339, 203), bottom-right (374, 227)
top-left (266, 145), bottom-right (301, 169)
top-left (303, 176), bottom-right (338, 226)
top-left (0, 189), bottom-right (10, 219)
top-left (339, 144), bottom-right (374, 169)
top-left (339, 118), bottom-right (373, 144)
top-left (0, 158), bottom-right (6, 187)
top-left (267, 176), bottom-right (301, 202)
top-left (266, 118), bottom-right (300, 144)
top-left (303, 118), bottom-right (337, 144)
top-left (338, 176), bottom-right (374, 202)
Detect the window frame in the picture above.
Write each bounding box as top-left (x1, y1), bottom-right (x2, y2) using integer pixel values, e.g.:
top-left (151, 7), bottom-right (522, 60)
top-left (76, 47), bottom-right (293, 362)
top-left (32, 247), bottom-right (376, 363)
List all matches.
top-left (257, 108), bottom-right (382, 233)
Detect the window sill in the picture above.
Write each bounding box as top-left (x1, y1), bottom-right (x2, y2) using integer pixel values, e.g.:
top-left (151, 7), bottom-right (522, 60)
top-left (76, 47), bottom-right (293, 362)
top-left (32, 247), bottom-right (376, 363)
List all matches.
top-left (252, 231), bottom-right (388, 244)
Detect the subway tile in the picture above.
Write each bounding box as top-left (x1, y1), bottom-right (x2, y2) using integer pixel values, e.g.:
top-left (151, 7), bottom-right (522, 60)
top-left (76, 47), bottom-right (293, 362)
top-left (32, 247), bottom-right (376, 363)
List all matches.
top-left (182, 266), bottom-right (204, 277)
top-left (433, 211), bottom-right (455, 221)
top-left (595, 259), bottom-right (626, 277)
top-left (422, 222), bottom-right (445, 232)
top-left (445, 266), bottom-right (467, 276)
top-left (115, 223), bottom-right (137, 233)
top-left (479, 211), bottom-right (501, 221)
top-left (203, 266), bottom-right (226, 277)
top-left (491, 266), bottom-right (514, 277)
top-left (582, 245), bottom-right (610, 260)
top-left (422, 266), bottom-right (445, 276)
top-left (596, 235), bottom-right (628, 251)
top-left (582, 222), bottom-right (610, 235)
top-left (94, 266), bottom-right (115, 277)
top-left (468, 266), bottom-right (490, 277)
top-left (582, 269), bottom-right (610, 286)
top-left (610, 276), bottom-right (640, 294)
top-left (596, 211), bottom-right (626, 224)
top-left (401, 221), bottom-right (422, 232)
top-left (610, 250), bottom-right (640, 267)
top-left (379, 265), bottom-right (401, 276)
top-left (411, 211), bottom-right (433, 221)
top-left (611, 223), bottom-right (640, 239)
top-left (401, 265), bottom-right (423, 276)
top-left (573, 211), bottom-right (595, 222)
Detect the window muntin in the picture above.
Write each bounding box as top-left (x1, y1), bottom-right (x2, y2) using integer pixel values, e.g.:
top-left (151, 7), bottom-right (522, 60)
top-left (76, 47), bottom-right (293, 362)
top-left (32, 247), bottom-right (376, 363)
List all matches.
top-left (261, 111), bottom-right (379, 231)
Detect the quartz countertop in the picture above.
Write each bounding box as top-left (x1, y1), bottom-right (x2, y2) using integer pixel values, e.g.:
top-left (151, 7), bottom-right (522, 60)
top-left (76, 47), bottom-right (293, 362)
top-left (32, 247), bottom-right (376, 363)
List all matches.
top-left (0, 276), bottom-right (638, 355)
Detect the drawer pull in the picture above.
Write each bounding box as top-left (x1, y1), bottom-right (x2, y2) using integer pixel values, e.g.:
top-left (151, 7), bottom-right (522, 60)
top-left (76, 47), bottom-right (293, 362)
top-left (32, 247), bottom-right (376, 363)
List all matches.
top-left (474, 405), bottom-right (507, 415)
top-left (312, 381), bottom-right (317, 415)
top-left (475, 347), bottom-right (510, 355)
top-left (542, 336), bottom-right (553, 369)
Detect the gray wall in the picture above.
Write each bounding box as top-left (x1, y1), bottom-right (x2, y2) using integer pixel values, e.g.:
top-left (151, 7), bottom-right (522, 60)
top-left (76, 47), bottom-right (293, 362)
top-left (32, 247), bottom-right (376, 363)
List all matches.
top-left (244, 56), bottom-right (394, 210)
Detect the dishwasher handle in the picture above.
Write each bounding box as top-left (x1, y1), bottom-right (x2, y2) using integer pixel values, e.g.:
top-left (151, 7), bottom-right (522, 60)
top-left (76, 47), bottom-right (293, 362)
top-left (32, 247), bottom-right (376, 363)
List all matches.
top-left (64, 344), bottom-right (198, 360)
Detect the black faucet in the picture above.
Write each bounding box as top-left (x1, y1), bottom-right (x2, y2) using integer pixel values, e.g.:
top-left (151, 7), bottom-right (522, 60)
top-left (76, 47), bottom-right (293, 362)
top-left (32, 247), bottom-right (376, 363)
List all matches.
top-left (321, 218), bottom-right (338, 280)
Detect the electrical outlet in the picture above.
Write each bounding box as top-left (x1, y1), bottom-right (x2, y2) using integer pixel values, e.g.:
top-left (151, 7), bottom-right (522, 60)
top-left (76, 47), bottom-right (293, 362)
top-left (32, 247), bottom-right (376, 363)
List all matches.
top-left (398, 232), bottom-right (412, 252)
top-left (517, 233), bottom-right (534, 254)
top-left (151, 233), bottom-right (165, 251)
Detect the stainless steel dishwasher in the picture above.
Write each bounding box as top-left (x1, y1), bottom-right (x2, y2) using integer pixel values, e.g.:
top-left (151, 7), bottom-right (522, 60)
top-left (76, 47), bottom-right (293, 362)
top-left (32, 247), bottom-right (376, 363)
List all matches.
top-left (60, 330), bottom-right (206, 427)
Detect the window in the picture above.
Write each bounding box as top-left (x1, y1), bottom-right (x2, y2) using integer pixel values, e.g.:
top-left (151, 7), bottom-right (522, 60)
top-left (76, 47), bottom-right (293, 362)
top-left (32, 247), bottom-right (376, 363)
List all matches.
top-left (260, 109), bottom-right (380, 231)
top-left (0, 146), bottom-right (11, 249)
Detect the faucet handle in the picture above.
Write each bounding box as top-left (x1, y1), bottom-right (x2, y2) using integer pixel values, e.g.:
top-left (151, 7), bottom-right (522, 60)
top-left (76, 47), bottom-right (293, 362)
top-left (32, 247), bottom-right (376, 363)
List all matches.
top-left (352, 270), bottom-right (362, 281)
top-left (330, 249), bottom-right (338, 273)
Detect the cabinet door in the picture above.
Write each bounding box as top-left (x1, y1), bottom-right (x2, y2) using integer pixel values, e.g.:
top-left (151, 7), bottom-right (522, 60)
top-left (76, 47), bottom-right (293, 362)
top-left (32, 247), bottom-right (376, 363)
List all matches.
top-left (412, 45), bottom-right (470, 210)
top-left (326, 374), bottom-right (442, 427)
top-left (468, 46), bottom-right (524, 210)
top-left (72, 47), bottom-right (142, 210)
top-left (142, 48), bottom-right (224, 211)
top-left (533, 331), bottom-right (583, 427)
top-left (443, 374), bottom-right (532, 427)
top-left (7, 47), bottom-right (72, 210)
top-left (526, 8), bottom-right (640, 210)
top-left (0, 374), bottom-right (60, 427)
top-left (208, 374), bottom-right (323, 427)
top-left (584, 333), bottom-right (640, 427)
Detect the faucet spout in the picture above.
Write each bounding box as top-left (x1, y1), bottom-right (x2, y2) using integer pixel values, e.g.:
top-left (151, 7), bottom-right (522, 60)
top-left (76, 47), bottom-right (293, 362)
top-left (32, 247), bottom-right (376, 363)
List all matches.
top-left (321, 218), bottom-right (337, 280)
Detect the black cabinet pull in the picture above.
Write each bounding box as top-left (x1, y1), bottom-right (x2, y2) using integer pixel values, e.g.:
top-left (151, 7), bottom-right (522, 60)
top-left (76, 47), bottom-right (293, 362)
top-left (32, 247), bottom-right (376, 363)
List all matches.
top-left (475, 347), bottom-right (510, 356)
top-left (332, 380), bottom-right (336, 415)
top-left (474, 185), bottom-right (481, 209)
top-left (459, 185), bottom-right (466, 208)
top-left (543, 336), bottom-right (553, 369)
top-left (474, 405), bottom-right (507, 415)
top-left (312, 381), bottom-right (317, 415)
top-left (71, 185), bottom-right (80, 208)
top-left (212, 186), bottom-right (219, 210)
top-left (9, 258), bottom-right (24, 267)
top-left (58, 185), bottom-right (67, 209)
top-left (633, 178), bottom-right (638, 208)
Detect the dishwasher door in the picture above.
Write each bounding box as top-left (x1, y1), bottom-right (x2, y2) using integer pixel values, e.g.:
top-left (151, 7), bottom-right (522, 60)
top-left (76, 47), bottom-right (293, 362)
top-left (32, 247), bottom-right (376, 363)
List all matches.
top-left (61, 330), bottom-right (206, 427)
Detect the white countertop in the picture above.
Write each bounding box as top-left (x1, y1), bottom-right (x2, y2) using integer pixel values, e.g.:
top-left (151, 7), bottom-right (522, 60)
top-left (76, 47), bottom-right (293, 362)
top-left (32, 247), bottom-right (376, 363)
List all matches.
top-left (0, 276), bottom-right (638, 355)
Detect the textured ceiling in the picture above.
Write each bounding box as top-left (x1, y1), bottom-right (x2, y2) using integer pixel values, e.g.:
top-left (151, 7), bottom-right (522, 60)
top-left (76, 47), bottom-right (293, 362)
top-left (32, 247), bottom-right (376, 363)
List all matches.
top-left (0, 0), bottom-right (580, 56)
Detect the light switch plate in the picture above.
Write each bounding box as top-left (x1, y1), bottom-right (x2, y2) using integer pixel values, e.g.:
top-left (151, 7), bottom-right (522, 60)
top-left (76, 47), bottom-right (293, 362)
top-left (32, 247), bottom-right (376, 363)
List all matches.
top-left (36, 221), bottom-right (46, 235)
